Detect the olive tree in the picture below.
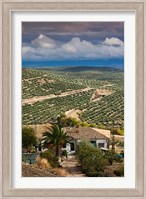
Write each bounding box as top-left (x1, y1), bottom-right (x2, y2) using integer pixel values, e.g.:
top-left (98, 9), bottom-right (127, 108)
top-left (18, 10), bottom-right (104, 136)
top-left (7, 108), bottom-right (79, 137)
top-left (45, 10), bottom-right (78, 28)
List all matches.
top-left (22, 126), bottom-right (37, 153)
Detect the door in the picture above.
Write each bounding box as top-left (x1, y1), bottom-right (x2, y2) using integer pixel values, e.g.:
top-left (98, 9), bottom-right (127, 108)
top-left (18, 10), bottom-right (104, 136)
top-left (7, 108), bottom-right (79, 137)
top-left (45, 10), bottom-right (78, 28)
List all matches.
top-left (70, 142), bottom-right (75, 151)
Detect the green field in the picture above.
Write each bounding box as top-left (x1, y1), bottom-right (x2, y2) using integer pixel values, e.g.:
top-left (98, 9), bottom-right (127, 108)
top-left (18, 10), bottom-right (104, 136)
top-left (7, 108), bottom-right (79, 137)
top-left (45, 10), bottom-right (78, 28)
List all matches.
top-left (22, 67), bottom-right (124, 129)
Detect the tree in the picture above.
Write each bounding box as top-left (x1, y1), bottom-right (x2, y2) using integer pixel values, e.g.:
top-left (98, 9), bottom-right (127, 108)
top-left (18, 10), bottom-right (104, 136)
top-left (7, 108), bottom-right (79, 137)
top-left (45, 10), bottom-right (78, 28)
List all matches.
top-left (109, 128), bottom-right (119, 151)
top-left (104, 150), bottom-right (121, 165)
top-left (56, 114), bottom-right (80, 127)
top-left (42, 125), bottom-right (71, 161)
top-left (76, 141), bottom-right (108, 176)
top-left (22, 126), bottom-right (37, 152)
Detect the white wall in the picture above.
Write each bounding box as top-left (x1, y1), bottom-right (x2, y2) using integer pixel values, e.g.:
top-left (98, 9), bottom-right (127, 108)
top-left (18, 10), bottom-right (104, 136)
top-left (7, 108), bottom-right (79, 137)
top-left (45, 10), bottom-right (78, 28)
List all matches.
top-left (64, 139), bottom-right (108, 153)
top-left (65, 143), bottom-right (71, 153)
top-left (96, 139), bottom-right (108, 148)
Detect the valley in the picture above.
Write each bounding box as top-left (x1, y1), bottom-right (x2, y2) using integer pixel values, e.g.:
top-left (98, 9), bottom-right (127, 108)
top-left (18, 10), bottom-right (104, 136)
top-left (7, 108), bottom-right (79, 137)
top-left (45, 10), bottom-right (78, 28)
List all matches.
top-left (22, 66), bottom-right (124, 130)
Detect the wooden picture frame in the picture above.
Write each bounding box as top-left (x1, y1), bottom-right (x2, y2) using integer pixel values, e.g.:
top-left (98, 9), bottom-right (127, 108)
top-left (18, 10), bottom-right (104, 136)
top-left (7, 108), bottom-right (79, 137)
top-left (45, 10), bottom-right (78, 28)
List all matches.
top-left (0, 0), bottom-right (145, 198)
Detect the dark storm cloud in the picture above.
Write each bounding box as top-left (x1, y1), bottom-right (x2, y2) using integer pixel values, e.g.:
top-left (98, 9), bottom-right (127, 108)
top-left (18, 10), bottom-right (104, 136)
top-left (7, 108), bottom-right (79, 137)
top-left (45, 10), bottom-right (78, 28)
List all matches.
top-left (22, 22), bottom-right (124, 43)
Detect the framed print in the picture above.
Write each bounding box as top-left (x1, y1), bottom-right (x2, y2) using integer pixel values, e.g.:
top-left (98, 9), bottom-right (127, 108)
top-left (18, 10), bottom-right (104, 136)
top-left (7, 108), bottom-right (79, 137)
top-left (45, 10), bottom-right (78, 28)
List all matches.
top-left (0, 0), bottom-right (145, 198)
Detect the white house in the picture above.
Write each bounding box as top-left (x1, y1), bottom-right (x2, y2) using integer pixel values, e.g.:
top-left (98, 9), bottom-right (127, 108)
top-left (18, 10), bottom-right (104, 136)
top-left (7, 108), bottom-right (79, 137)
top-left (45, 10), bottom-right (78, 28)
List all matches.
top-left (63, 127), bottom-right (110, 154)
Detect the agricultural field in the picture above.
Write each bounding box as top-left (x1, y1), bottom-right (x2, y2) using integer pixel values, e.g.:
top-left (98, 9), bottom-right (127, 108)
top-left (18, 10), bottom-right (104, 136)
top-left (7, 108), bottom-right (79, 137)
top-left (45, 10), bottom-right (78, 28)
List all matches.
top-left (22, 67), bottom-right (124, 129)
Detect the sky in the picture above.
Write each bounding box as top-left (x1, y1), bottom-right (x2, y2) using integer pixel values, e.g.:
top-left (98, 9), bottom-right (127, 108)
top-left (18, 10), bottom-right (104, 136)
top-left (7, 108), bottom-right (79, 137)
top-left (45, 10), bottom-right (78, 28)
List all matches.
top-left (22, 22), bottom-right (124, 67)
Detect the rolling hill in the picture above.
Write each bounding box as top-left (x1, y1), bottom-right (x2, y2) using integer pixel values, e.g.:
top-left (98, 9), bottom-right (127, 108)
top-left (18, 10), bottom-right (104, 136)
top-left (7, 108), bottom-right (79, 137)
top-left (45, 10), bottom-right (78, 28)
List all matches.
top-left (22, 67), bottom-right (124, 129)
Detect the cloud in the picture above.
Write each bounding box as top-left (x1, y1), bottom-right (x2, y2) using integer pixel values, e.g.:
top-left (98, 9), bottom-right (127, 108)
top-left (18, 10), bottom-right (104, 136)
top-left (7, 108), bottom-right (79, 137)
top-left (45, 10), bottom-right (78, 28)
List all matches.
top-left (22, 34), bottom-right (124, 61)
top-left (22, 22), bottom-right (124, 38)
top-left (31, 34), bottom-right (57, 48)
top-left (22, 22), bottom-right (124, 45)
top-left (102, 37), bottom-right (124, 46)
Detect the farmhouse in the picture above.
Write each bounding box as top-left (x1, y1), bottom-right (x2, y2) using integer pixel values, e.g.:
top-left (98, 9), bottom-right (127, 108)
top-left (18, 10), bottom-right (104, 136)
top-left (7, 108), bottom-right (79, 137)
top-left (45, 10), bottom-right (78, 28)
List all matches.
top-left (63, 127), bottom-right (110, 154)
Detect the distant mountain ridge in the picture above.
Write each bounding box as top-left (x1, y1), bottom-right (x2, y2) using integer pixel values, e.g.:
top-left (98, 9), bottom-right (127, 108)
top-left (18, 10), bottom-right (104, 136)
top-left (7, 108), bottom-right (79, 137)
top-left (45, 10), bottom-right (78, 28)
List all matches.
top-left (56, 66), bottom-right (123, 72)
top-left (23, 65), bottom-right (124, 72)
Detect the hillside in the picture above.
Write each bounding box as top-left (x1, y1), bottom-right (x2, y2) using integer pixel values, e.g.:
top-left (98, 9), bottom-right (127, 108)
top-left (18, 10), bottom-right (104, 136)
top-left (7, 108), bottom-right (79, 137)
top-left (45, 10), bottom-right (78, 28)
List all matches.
top-left (22, 67), bottom-right (124, 129)
top-left (56, 66), bottom-right (123, 72)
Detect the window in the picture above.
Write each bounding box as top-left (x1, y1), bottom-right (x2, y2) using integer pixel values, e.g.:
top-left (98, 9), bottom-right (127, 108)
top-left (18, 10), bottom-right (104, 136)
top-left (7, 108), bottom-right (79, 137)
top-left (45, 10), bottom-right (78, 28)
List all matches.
top-left (90, 141), bottom-right (96, 147)
top-left (98, 143), bottom-right (105, 148)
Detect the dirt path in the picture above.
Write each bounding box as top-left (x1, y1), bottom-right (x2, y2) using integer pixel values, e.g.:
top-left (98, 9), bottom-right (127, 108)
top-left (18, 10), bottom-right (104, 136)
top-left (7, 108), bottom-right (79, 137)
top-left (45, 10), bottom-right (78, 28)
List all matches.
top-left (22, 87), bottom-right (93, 105)
top-left (61, 155), bottom-right (85, 177)
top-left (65, 109), bottom-right (81, 121)
top-left (23, 77), bottom-right (40, 81)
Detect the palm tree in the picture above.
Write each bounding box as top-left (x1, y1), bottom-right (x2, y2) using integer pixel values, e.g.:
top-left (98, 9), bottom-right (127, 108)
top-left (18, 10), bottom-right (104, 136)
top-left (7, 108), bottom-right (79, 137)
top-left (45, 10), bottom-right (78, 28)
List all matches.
top-left (42, 125), bottom-right (71, 161)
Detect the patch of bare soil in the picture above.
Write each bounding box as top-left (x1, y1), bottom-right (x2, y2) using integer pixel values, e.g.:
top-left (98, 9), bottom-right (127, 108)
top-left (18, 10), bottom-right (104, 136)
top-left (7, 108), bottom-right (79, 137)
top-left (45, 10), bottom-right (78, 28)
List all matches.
top-left (23, 77), bottom-right (55, 84)
top-left (22, 87), bottom-right (93, 105)
top-left (65, 109), bottom-right (81, 121)
top-left (61, 155), bottom-right (85, 177)
top-left (91, 88), bottom-right (113, 102)
top-left (22, 163), bottom-right (57, 177)
top-left (22, 77), bottom-right (40, 82)
top-left (37, 78), bottom-right (55, 85)
top-left (114, 135), bottom-right (124, 141)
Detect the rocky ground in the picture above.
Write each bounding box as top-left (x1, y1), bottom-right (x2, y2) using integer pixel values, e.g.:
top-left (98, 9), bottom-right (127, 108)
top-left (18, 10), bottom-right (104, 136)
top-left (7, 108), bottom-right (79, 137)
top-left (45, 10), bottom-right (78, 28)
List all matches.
top-left (22, 163), bottom-right (57, 177)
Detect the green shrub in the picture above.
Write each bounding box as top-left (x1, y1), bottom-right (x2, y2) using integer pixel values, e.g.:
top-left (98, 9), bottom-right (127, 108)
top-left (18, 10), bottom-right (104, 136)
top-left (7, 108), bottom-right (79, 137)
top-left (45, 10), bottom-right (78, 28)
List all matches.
top-left (76, 141), bottom-right (108, 177)
top-left (22, 126), bottom-right (37, 152)
top-left (61, 149), bottom-right (68, 158)
top-left (89, 123), bottom-right (97, 128)
top-left (104, 150), bottom-right (122, 165)
top-left (22, 154), bottom-right (27, 163)
top-left (117, 141), bottom-right (124, 148)
top-left (110, 128), bottom-right (124, 136)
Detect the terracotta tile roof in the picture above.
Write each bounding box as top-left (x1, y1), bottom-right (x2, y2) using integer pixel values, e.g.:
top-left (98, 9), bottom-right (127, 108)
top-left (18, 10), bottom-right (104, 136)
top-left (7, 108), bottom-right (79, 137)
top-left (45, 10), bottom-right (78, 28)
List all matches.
top-left (63, 127), bottom-right (109, 140)
top-left (91, 128), bottom-right (111, 139)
